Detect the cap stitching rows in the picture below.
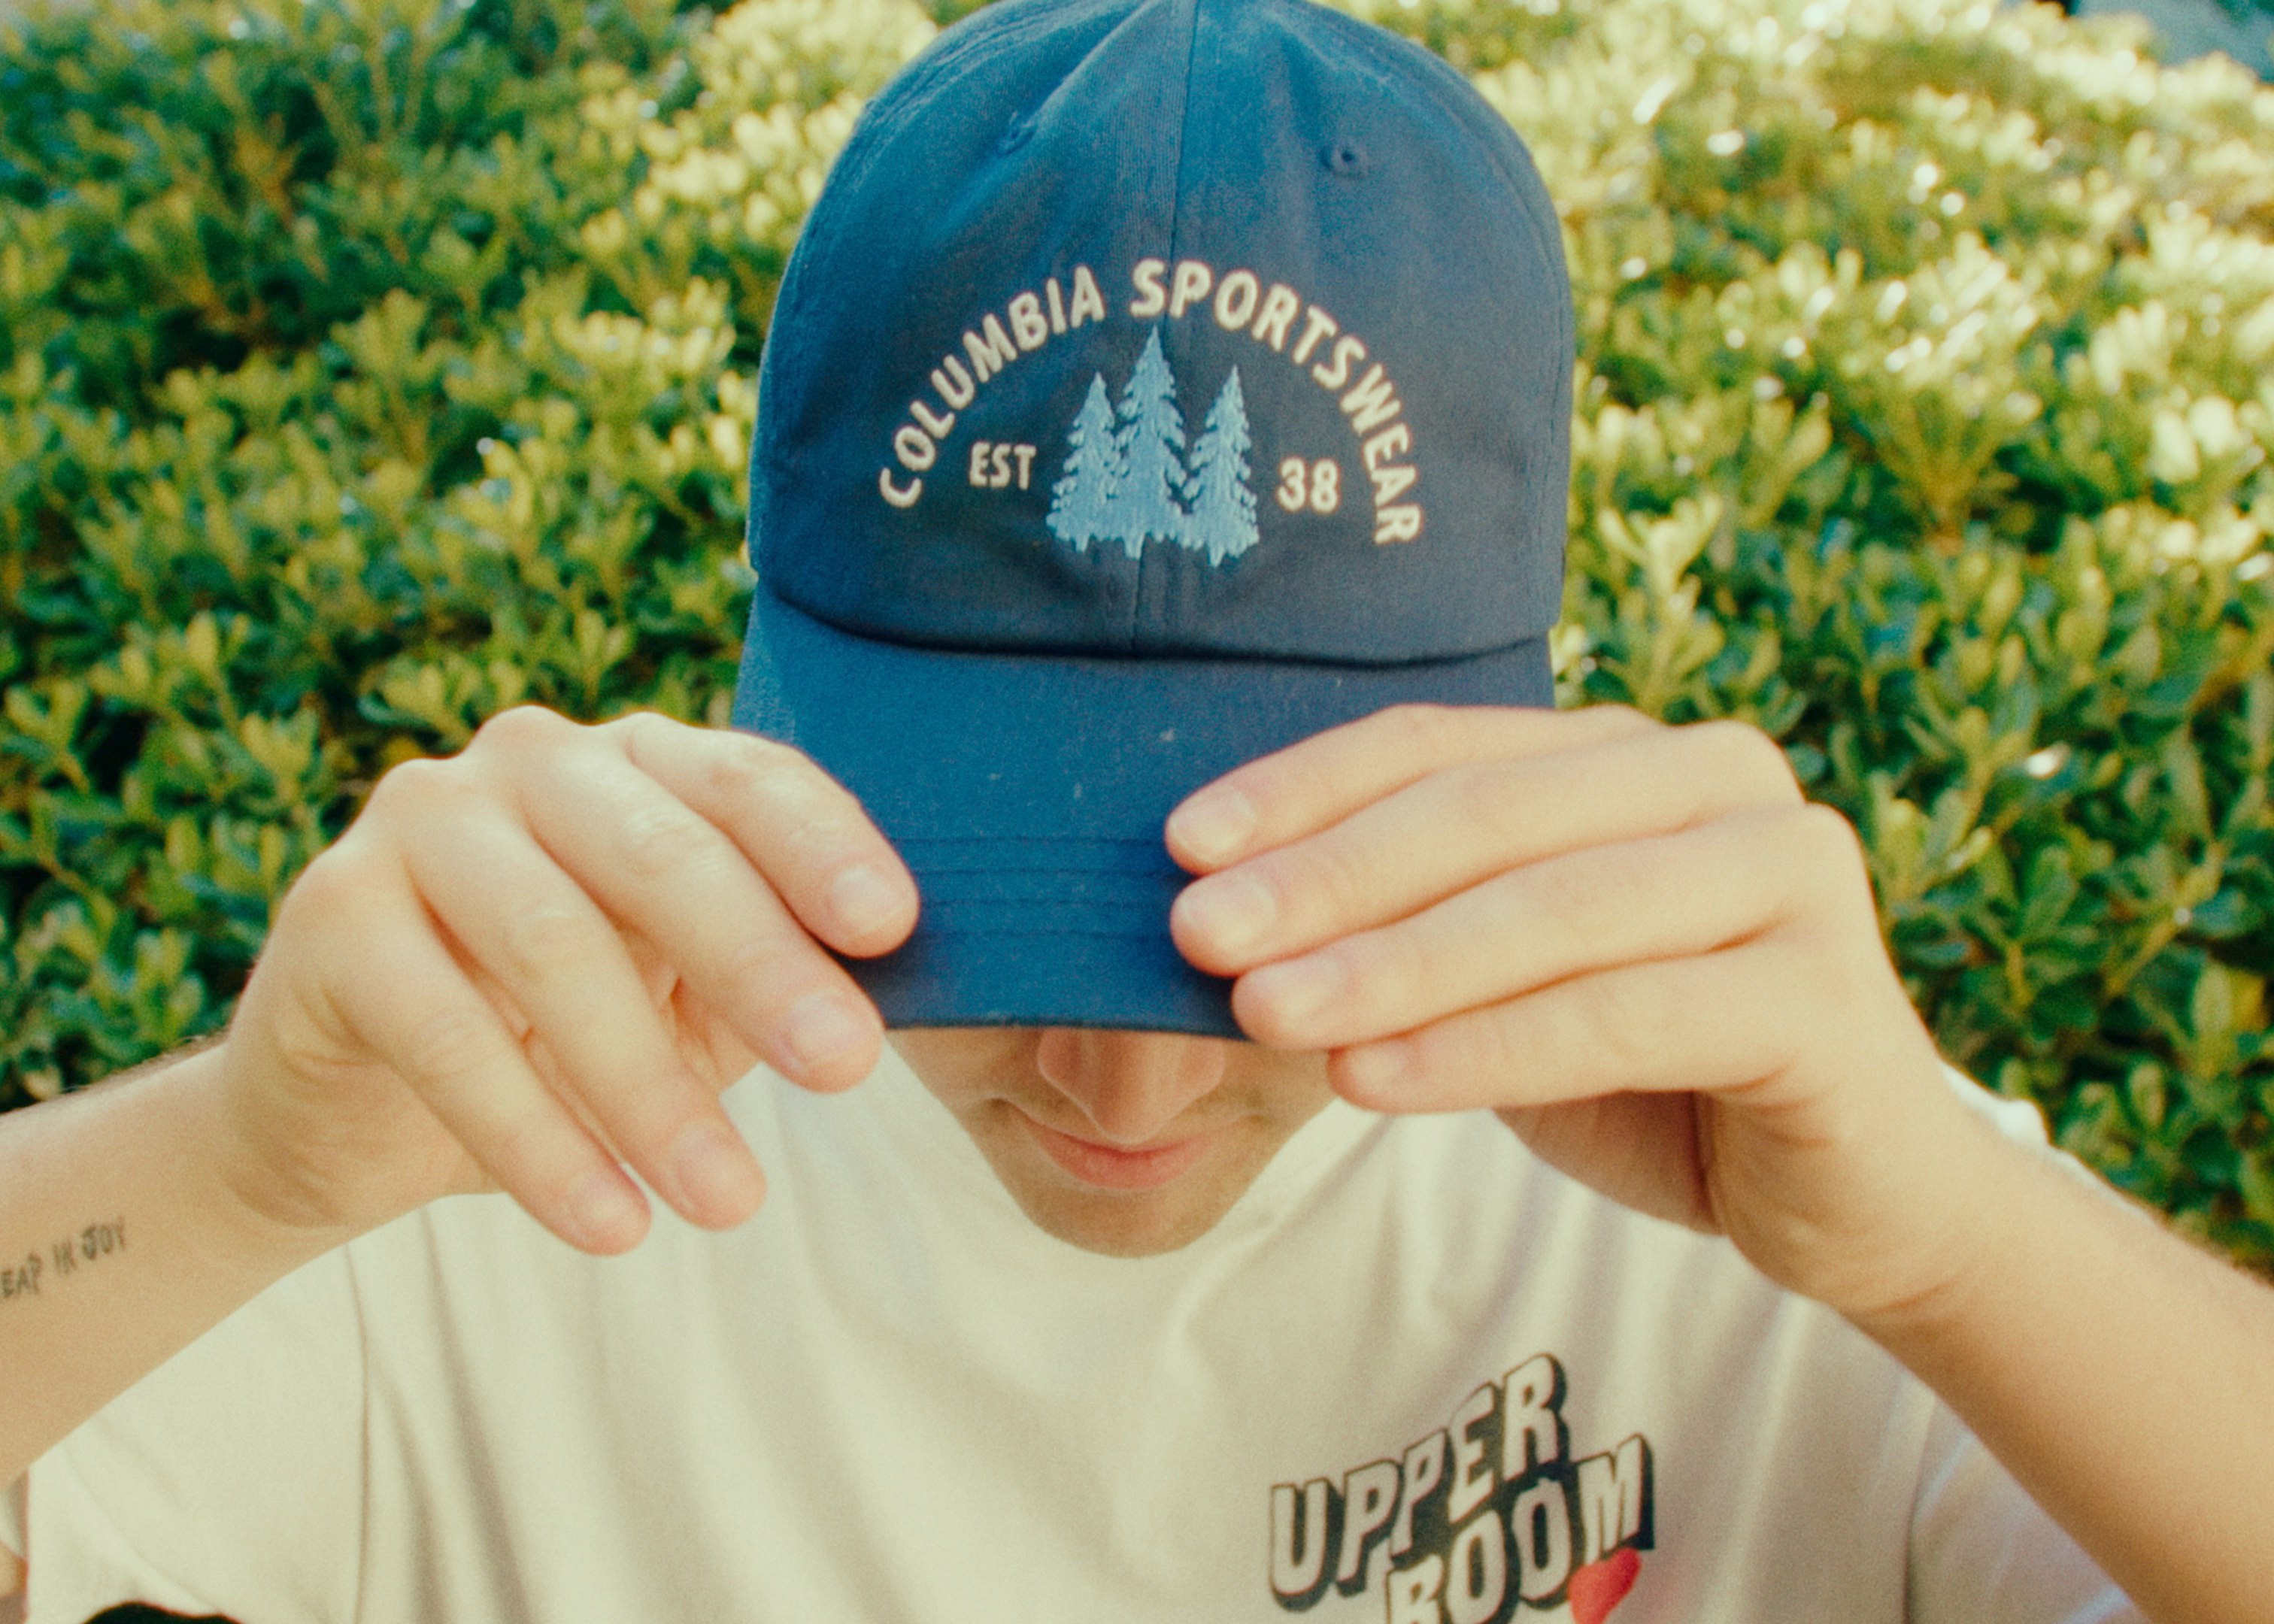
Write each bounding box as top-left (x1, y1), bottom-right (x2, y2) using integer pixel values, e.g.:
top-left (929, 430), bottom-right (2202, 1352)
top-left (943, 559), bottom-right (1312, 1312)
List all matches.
top-left (760, 0), bottom-right (1130, 488)
top-left (1285, 0), bottom-right (1572, 373)
top-left (1125, 0), bottom-right (1205, 654)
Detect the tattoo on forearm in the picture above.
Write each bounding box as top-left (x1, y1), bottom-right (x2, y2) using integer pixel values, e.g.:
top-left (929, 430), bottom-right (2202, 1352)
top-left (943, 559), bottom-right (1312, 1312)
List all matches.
top-left (0, 1218), bottom-right (126, 1306)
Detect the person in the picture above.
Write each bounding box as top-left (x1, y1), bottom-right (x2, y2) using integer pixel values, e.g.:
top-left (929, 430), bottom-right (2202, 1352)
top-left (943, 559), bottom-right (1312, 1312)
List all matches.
top-left (2, 1), bottom-right (2271, 1619)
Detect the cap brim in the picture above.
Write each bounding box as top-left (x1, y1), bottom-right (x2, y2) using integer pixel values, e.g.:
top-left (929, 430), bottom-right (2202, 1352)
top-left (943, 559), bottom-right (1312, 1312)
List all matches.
top-left (731, 589), bottom-right (1554, 1038)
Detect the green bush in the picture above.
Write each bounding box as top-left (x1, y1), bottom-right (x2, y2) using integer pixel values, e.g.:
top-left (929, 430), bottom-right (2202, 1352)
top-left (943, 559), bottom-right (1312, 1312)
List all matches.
top-left (2, 0), bottom-right (2269, 1268)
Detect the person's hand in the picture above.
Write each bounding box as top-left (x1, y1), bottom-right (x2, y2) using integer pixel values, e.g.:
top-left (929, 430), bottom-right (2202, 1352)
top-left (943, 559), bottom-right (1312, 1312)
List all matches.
top-left (1166, 704), bottom-right (1979, 1322)
top-left (216, 707), bottom-right (917, 1255)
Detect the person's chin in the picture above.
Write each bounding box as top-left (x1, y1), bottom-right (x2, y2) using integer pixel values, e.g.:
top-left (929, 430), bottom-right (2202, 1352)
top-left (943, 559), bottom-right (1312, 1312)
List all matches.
top-left (970, 1103), bottom-right (1266, 1257)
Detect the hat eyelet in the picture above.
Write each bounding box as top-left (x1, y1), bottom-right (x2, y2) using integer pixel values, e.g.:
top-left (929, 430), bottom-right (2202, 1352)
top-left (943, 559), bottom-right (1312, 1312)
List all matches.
top-left (1323, 139), bottom-right (1369, 177)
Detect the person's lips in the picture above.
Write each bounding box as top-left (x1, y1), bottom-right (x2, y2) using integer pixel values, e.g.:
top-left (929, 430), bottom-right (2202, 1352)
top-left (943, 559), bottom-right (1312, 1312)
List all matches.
top-left (1014, 1110), bottom-right (1213, 1191)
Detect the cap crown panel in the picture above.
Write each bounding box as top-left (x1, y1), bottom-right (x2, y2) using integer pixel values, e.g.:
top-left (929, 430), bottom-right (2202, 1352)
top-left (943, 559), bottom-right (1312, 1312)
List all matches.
top-left (750, 0), bottom-right (1569, 666)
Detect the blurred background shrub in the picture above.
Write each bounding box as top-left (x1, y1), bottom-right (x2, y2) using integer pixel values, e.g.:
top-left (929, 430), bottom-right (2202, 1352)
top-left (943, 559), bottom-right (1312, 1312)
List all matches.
top-left (1, 0), bottom-right (2269, 1270)
top-left (2072, 0), bottom-right (2272, 82)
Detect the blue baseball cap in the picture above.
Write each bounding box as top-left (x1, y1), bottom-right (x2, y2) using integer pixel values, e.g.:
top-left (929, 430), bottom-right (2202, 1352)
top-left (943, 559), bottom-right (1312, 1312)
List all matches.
top-left (731, 0), bottom-right (1572, 1038)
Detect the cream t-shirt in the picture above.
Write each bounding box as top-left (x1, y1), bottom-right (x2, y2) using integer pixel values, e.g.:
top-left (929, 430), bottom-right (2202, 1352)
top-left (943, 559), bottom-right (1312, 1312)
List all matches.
top-left (9, 1052), bottom-right (2136, 1622)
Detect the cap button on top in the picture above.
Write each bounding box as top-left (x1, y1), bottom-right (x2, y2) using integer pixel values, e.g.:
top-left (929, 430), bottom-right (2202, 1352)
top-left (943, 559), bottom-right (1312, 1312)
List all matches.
top-left (999, 111), bottom-right (1038, 153)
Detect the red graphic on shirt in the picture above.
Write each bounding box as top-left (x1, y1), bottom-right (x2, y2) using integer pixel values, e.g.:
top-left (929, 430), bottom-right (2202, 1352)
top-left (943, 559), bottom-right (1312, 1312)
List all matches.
top-left (1566, 1545), bottom-right (1641, 1623)
top-left (1266, 1352), bottom-right (1652, 1620)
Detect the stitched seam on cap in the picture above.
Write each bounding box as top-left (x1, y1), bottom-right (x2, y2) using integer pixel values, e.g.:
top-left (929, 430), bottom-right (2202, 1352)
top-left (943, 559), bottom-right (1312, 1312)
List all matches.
top-left (1284, 0), bottom-right (1573, 590)
top-left (1129, 0), bottom-right (1205, 652)
top-left (899, 834), bottom-right (1164, 844)
top-left (913, 926), bottom-right (1193, 941)
top-left (761, 1), bottom-right (1102, 488)
top-left (1300, 2), bottom-right (1569, 317)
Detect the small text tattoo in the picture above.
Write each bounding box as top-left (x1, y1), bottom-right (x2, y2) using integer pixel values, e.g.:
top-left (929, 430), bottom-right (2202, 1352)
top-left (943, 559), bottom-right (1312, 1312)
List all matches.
top-left (0, 1217), bottom-right (127, 1307)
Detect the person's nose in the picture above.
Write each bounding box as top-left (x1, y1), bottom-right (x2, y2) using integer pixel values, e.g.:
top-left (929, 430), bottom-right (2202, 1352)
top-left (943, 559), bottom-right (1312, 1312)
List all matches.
top-left (1032, 1029), bottom-right (1233, 1147)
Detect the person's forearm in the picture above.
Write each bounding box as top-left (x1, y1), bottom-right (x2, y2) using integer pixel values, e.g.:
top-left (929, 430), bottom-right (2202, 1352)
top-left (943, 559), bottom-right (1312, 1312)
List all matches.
top-left (1854, 1108), bottom-right (2274, 1624)
top-left (0, 1042), bottom-right (344, 1486)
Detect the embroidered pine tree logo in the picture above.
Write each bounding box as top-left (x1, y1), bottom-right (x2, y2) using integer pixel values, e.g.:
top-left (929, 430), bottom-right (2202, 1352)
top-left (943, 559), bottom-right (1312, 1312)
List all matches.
top-left (1047, 327), bottom-right (1258, 563)
top-left (1050, 376), bottom-right (1120, 552)
top-left (1107, 326), bottom-right (1190, 556)
top-left (1185, 369), bottom-right (1257, 566)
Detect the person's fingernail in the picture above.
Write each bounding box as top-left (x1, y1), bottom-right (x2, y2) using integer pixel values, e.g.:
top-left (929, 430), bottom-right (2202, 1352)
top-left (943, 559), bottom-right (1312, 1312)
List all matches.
top-left (669, 1123), bottom-right (764, 1226)
top-left (1339, 1040), bottom-right (1410, 1098)
top-left (828, 864), bottom-right (907, 940)
top-left (1178, 871), bottom-right (1276, 959)
top-left (565, 1167), bottom-right (646, 1250)
top-left (783, 991), bottom-right (872, 1075)
top-left (1248, 953), bottom-right (1344, 1032)
top-left (1167, 787), bottom-right (1257, 865)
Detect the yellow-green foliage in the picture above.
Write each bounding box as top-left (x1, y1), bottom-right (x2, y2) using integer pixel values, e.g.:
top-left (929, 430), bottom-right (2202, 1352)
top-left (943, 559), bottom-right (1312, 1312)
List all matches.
top-left (2, 0), bottom-right (2271, 1266)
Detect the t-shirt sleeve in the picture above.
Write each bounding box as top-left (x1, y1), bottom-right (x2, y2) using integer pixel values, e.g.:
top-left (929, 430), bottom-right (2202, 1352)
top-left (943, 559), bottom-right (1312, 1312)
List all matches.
top-left (23, 1247), bottom-right (365, 1624)
top-left (1909, 1402), bottom-right (2142, 1623)
top-left (1940, 1060), bottom-right (2053, 1144)
top-left (1907, 1068), bottom-right (2142, 1622)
